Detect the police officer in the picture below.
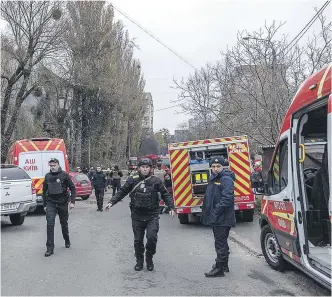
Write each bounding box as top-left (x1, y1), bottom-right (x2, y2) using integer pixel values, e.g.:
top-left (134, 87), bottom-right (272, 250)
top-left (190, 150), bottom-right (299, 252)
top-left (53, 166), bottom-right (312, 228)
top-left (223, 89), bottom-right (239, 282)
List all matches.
top-left (105, 158), bottom-right (175, 271)
top-left (201, 156), bottom-right (236, 277)
top-left (110, 165), bottom-right (123, 196)
top-left (92, 166), bottom-right (107, 211)
top-left (42, 158), bottom-right (76, 257)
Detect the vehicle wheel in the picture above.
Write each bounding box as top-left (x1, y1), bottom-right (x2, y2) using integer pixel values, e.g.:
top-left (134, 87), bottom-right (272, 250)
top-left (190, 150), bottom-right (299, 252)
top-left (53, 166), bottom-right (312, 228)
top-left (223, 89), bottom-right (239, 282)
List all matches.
top-left (242, 209), bottom-right (254, 222)
top-left (178, 214), bottom-right (189, 224)
top-left (81, 195), bottom-right (90, 200)
top-left (10, 214), bottom-right (25, 226)
top-left (261, 224), bottom-right (285, 271)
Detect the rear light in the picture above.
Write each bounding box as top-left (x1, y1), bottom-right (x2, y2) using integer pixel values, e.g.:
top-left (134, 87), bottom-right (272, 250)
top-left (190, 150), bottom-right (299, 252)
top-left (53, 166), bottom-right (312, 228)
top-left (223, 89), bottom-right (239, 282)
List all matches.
top-left (31, 182), bottom-right (36, 195)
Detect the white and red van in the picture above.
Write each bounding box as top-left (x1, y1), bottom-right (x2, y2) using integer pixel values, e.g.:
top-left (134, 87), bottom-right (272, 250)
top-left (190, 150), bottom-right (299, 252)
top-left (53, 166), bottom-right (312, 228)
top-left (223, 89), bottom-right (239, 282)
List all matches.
top-left (255, 64), bottom-right (331, 289)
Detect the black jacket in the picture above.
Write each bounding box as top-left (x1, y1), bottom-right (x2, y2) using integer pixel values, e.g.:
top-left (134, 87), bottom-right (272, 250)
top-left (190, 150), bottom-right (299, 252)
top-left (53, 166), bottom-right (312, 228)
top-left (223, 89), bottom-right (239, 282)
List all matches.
top-left (110, 173), bottom-right (175, 221)
top-left (201, 169), bottom-right (236, 227)
top-left (42, 168), bottom-right (76, 206)
top-left (92, 171), bottom-right (107, 189)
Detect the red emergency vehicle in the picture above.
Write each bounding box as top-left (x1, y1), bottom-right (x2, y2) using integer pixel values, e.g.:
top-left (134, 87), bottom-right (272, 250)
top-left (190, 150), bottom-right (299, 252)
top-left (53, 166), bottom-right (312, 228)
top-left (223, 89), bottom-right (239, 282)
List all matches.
top-left (168, 135), bottom-right (255, 224)
top-left (253, 65), bottom-right (331, 289)
top-left (7, 138), bottom-right (70, 208)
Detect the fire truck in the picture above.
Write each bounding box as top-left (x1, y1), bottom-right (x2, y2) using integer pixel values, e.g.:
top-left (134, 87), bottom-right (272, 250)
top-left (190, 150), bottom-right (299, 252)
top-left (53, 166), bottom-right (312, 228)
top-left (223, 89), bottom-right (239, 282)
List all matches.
top-left (7, 138), bottom-right (70, 209)
top-left (168, 135), bottom-right (255, 224)
top-left (252, 65), bottom-right (331, 289)
top-left (127, 157), bottom-right (138, 175)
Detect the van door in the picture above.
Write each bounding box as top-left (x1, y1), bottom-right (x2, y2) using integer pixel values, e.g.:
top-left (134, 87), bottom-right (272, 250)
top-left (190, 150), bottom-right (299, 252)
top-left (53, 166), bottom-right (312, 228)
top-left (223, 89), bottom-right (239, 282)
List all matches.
top-left (291, 99), bottom-right (331, 281)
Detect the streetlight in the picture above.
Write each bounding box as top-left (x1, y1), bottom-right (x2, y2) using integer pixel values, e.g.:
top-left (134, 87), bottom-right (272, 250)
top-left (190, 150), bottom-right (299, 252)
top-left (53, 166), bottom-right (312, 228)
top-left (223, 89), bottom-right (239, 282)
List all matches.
top-left (242, 36), bottom-right (276, 66)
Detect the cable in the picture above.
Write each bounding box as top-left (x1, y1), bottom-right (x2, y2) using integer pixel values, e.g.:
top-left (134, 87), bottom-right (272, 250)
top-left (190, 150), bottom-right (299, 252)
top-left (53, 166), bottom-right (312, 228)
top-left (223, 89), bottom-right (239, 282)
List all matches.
top-left (111, 3), bottom-right (198, 71)
top-left (284, 0), bottom-right (330, 54)
top-left (154, 103), bottom-right (183, 112)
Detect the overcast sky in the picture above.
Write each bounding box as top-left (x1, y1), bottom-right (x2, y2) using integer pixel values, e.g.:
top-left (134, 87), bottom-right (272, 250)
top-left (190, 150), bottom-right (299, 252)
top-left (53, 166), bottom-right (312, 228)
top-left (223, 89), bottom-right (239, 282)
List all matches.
top-left (110, 0), bottom-right (330, 134)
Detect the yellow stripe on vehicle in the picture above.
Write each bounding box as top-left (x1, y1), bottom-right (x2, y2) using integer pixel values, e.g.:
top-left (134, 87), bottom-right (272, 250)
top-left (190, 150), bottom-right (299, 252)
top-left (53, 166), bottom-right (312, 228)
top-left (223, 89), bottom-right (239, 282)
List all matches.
top-left (18, 142), bottom-right (28, 152)
top-left (229, 155), bottom-right (251, 172)
top-left (172, 150), bottom-right (188, 168)
top-left (55, 139), bottom-right (63, 150)
top-left (44, 140), bottom-right (52, 151)
top-left (317, 63), bottom-right (331, 98)
top-left (174, 176), bottom-right (191, 196)
top-left (234, 183), bottom-right (250, 195)
top-left (29, 140), bottom-right (40, 151)
top-left (173, 158), bottom-right (189, 177)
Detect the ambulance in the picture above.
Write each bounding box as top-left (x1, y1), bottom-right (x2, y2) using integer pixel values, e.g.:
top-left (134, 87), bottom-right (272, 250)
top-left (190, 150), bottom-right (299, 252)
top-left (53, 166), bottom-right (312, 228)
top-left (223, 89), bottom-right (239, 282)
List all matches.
top-left (7, 138), bottom-right (69, 208)
top-left (253, 65), bottom-right (331, 289)
top-left (168, 135), bottom-right (255, 224)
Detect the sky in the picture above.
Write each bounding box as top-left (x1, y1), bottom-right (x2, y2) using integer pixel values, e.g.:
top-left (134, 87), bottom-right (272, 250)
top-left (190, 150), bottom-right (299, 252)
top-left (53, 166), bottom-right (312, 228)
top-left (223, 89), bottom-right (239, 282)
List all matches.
top-left (0, 1), bottom-right (329, 134)
top-left (109, 0), bottom-right (330, 134)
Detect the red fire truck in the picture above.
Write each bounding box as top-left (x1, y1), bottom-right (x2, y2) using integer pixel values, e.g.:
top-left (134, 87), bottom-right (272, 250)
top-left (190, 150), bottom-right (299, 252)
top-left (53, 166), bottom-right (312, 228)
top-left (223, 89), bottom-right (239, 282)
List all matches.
top-left (168, 135), bottom-right (255, 224)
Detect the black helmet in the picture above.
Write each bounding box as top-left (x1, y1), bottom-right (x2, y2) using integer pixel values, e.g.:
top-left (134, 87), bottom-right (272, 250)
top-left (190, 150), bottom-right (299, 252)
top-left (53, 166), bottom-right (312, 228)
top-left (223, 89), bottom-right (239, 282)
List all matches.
top-left (138, 158), bottom-right (153, 167)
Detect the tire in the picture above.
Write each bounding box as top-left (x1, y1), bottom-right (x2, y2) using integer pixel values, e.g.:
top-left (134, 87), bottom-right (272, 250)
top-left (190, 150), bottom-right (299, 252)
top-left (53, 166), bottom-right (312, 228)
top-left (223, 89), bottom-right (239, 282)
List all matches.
top-left (178, 214), bottom-right (189, 224)
top-left (242, 209), bottom-right (254, 222)
top-left (10, 214), bottom-right (25, 226)
top-left (260, 224), bottom-right (285, 271)
top-left (81, 195), bottom-right (90, 200)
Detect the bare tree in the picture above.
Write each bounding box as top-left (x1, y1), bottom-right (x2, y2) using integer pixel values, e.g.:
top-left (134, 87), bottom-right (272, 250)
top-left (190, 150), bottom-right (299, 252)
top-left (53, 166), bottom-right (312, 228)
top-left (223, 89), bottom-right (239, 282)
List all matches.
top-left (1, 1), bottom-right (66, 161)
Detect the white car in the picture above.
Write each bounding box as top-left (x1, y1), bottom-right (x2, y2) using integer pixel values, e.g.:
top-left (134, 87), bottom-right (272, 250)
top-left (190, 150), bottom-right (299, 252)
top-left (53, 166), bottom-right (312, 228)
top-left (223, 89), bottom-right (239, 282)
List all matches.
top-left (1, 164), bottom-right (37, 225)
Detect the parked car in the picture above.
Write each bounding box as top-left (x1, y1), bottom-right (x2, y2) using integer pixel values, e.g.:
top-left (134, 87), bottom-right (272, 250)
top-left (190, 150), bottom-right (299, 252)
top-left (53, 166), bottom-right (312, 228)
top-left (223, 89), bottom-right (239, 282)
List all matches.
top-left (69, 172), bottom-right (92, 200)
top-left (1, 164), bottom-right (37, 225)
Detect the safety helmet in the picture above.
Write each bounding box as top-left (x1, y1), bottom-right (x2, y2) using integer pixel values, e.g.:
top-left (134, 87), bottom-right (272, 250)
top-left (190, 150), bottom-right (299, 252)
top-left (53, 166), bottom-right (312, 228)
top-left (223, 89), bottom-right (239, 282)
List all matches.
top-left (138, 158), bottom-right (153, 167)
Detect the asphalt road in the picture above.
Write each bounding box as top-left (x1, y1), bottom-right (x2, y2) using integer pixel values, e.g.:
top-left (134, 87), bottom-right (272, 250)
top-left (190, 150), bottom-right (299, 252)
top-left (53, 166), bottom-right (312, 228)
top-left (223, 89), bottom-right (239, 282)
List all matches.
top-left (1, 193), bottom-right (330, 296)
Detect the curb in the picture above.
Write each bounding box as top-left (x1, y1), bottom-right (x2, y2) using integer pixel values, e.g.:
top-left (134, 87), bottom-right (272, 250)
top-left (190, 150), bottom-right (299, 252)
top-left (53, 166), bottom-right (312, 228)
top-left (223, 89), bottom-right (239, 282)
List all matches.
top-left (229, 230), bottom-right (263, 258)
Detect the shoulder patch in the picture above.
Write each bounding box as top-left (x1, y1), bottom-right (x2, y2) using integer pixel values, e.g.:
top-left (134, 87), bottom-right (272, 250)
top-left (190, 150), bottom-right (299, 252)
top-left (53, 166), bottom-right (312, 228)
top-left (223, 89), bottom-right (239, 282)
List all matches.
top-left (133, 175), bottom-right (139, 179)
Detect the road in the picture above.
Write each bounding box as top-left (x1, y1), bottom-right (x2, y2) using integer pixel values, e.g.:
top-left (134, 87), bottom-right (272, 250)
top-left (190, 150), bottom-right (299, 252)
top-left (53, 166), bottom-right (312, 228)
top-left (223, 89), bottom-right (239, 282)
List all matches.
top-left (1, 193), bottom-right (330, 296)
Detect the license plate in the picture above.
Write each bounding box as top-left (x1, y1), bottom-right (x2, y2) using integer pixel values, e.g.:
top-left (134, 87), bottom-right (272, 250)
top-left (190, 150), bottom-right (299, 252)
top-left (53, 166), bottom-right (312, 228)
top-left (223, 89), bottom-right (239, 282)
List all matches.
top-left (234, 204), bottom-right (239, 210)
top-left (1, 203), bottom-right (18, 211)
top-left (191, 207), bottom-right (201, 213)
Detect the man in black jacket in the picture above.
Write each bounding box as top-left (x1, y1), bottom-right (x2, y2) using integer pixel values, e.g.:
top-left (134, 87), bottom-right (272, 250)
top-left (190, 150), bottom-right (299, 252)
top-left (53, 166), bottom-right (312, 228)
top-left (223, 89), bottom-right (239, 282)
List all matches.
top-left (105, 158), bottom-right (175, 271)
top-left (201, 156), bottom-right (236, 277)
top-left (110, 165), bottom-right (123, 196)
top-left (92, 166), bottom-right (107, 211)
top-left (43, 158), bottom-right (76, 257)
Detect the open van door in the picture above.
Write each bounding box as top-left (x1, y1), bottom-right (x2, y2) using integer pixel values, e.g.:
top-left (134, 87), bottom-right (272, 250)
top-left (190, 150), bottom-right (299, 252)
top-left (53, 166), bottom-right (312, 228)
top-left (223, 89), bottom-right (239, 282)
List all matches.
top-left (291, 96), bottom-right (331, 285)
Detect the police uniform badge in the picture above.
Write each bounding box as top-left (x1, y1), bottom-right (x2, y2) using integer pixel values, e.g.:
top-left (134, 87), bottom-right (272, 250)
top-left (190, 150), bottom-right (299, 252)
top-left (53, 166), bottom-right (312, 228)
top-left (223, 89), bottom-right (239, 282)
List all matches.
top-left (56, 179), bottom-right (61, 183)
top-left (215, 159), bottom-right (218, 162)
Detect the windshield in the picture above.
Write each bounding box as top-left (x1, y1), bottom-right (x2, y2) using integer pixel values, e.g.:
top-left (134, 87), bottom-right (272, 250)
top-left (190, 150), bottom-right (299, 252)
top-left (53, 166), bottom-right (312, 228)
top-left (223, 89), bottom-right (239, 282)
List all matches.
top-left (162, 158), bottom-right (170, 167)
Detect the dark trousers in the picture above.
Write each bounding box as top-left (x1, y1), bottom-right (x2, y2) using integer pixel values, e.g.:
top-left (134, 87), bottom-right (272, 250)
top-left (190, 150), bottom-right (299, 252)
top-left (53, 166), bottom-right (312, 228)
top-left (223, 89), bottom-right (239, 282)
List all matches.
top-left (132, 217), bottom-right (159, 260)
top-left (46, 201), bottom-right (69, 249)
top-left (95, 188), bottom-right (104, 209)
top-left (112, 179), bottom-right (121, 196)
top-left (213, 226), bottom-right (231, 263)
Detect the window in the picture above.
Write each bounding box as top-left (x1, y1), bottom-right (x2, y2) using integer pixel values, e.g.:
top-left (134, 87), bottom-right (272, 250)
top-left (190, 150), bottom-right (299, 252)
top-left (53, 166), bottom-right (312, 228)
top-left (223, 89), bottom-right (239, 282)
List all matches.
top-left (1, 167), bottom-right (31, 180)
top-left (270, 139), bottom-right (288, 194)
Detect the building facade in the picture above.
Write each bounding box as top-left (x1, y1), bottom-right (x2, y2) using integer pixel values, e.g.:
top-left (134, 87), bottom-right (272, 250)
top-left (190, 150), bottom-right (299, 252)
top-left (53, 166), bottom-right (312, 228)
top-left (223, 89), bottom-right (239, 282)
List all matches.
top-left (142, 92), bottom-right (154, 134)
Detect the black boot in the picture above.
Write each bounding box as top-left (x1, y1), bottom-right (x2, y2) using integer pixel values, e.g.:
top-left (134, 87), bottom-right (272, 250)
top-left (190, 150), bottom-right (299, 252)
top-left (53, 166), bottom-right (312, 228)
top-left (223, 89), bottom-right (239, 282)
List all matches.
top-left (65, 239), bottom-right (71, 248)
top-left (146, 255), bottom-right (154, 271)
top-left (205, 262), bottom-right (225, 277)
top-left (212, 259), bottom-right (229, 272)
top-left (45, 248), bottom-right (54, 257)
top-left (134, 258), bottom-right (144, 271)
top-left (223, 259), bottom-right (229, 272)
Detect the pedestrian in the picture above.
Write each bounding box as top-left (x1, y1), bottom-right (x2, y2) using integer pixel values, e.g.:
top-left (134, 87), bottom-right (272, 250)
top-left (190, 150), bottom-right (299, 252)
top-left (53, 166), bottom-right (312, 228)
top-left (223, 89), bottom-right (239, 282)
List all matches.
top-left (92, 166), bottom-right (107, 211)
top-left (42, 158), bottom-right (76, 257)
top-left (153, 160), bottom-right (166, 184)
top-left (105, 158), bottom-right (175, 271)
top-left (201, 156), bottom-right (236, 277)
top-left (110, 165), bottom-right (123, 196)
top-left (105, 167), bottom-right (111, 192)
top-left (88, 167), bottom-right (95, 180)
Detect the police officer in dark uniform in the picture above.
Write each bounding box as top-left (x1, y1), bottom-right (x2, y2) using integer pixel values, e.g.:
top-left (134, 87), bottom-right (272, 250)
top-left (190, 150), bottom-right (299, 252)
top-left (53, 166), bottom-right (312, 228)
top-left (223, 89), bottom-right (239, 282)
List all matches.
top-left (42, 158), bottom-right (76, 257)
top-left (92, 166), bottom-right (107, 211)
top-left (201, 156), bottom-right (236, 277)
top-left (105, 158), bottom-right (175, 271)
